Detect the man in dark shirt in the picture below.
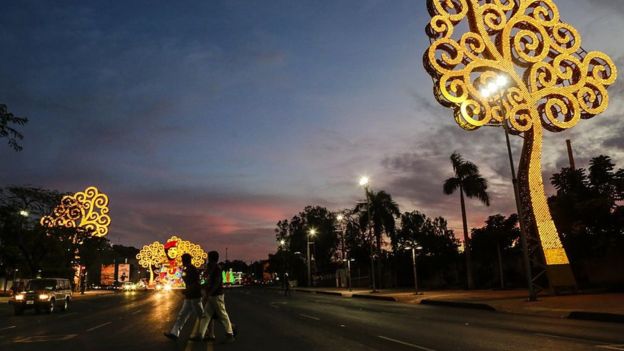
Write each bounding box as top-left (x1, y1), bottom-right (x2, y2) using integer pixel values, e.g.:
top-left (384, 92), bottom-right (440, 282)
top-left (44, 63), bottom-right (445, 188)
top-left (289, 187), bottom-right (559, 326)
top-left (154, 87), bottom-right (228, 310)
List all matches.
top-left (164, 253), bottom-right (204, 340)
top-left (196, 251), bottom-right (235, 343)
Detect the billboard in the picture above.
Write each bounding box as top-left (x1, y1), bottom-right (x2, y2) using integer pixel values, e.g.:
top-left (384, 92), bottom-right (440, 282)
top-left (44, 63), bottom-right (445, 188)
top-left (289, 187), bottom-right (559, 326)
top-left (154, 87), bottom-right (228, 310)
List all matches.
top-left (101, 264), bottom-right (115, 285)
top-left (117, 263), bottom-right (130, 283)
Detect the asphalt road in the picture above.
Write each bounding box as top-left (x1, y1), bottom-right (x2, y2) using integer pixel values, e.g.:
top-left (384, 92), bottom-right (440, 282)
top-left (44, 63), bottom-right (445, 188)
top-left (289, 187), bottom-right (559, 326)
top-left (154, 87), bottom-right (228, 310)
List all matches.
top-left (1, 287), bottom-right (623, 351)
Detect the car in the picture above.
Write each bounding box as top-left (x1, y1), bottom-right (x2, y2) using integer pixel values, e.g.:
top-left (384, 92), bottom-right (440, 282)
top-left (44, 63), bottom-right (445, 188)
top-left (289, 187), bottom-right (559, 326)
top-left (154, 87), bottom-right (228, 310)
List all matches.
top-left (121, 282), bottom-right (136, 291)
top-left (10, 278), bottom-right (72, 315)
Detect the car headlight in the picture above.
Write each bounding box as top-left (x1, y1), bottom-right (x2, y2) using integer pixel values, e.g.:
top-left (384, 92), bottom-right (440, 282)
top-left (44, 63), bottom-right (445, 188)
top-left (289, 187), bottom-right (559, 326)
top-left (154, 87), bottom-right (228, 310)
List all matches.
top-left (15, 294), bottom-right (25, 301)
top-left (39, 294), bottom-right (49, 300)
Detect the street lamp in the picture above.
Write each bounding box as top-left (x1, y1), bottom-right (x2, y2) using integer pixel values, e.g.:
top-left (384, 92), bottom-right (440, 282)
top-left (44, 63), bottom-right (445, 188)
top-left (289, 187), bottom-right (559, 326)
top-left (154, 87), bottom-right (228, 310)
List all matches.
top-left (405, 245), bottom-right (423, 294)
top-left (343, 258), bottom-right (355, 292)
top-left (19, 210), bottom-right (29, 217)
top-left (481, 73), bottom-right (535, 301)
top-left (335, 213), bottom-right (349, 289)
top-left (307, 228), bottom-right (316, 287)
top-left (359, 176), bottom-right (376, 292)
top-left (278, 239), bottom-right (287, 284)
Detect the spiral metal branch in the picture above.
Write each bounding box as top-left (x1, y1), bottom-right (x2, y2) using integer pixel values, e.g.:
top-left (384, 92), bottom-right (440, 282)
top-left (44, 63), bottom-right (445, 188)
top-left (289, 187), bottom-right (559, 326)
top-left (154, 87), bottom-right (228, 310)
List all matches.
top-left (40, 186), bottom-right (111, 237)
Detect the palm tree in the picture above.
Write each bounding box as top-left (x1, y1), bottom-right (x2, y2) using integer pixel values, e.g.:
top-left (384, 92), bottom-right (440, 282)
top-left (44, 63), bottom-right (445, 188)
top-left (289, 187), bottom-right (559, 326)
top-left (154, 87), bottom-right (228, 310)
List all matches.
top-left (354, 190), bottom-right (400, 289)
top-left (443, 152), bottom-right (490, 289)
top-left (355, 190), bottom-right (401, 253)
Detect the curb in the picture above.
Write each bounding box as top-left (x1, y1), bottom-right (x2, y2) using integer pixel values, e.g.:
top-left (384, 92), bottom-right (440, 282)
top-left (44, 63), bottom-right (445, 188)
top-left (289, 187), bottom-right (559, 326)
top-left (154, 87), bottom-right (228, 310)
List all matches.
top-left (293, 289), bottom-right (343, 296)
top-left (568, 311), bottom-right (624, 324)
top-left (315, 291), bottom-right (344, 297)
top-left (420, 299), bottom-right (497, 311)
top-left (293, 289), bottom-right (314, 294)
top-left (352, 294), bottom-right (398, 302)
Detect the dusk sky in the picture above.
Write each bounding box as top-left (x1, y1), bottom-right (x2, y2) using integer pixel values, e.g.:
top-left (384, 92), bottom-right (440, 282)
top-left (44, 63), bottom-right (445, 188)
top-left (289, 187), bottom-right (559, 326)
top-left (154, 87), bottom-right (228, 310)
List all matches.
top-left (2, 0), bottom-right (623, 262)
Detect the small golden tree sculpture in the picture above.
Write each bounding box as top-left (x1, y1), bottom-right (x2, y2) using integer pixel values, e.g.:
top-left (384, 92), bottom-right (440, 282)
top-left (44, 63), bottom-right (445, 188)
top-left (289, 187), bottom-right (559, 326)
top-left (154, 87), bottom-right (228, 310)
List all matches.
top-left (136, 241), bottom-right (167, 284)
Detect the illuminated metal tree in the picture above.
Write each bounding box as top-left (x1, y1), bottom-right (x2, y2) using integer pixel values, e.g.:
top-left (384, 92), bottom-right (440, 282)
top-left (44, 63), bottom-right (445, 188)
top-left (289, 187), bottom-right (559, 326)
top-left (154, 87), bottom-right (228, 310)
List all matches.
top-left (424, 0), bottom-right (617, 288)
top-left (136, 235), bottom-right (208, 285)
top-left (40, 186), bottom-right (111, 237)
top-left (136, 241), bottom-right (167, 284)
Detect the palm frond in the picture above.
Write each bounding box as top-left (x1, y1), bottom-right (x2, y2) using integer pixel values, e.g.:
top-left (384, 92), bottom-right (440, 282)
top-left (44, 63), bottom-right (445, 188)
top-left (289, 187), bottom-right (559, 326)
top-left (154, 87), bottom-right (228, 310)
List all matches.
top-left (443, 177), bottom-right (460, 195)
top-left (463, 174), bottom-right (490, 206)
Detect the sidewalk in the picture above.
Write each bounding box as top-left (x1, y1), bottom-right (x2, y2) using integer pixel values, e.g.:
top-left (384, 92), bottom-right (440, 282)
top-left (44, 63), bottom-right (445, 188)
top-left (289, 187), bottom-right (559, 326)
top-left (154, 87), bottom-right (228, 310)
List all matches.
top-left (291, 287), bottom-right (624, 323)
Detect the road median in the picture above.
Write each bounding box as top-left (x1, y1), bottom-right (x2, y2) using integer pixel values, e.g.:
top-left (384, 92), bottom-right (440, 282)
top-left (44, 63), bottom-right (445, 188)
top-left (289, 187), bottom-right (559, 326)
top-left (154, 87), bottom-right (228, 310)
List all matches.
top-left (420, 299), bottom-right (496, 311)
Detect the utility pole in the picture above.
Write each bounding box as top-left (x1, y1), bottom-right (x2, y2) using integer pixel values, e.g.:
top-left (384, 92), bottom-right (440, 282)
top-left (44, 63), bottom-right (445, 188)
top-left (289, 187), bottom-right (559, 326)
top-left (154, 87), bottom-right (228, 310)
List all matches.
top-left (566, 139), bottom-right (576, 170)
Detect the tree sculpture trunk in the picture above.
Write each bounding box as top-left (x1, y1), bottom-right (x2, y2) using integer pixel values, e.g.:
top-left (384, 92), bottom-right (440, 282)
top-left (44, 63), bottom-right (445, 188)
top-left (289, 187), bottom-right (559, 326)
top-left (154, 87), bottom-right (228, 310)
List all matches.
top-left (518, 122), bottom-right (576, 289)
top-left (148, 266), bottom-right (154, 285)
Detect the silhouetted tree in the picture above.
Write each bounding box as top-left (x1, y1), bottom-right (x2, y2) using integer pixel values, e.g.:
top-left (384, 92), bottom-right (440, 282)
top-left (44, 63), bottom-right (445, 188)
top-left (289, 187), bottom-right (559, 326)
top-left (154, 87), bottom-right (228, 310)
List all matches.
top-left (354, 190), bottom-right (401, 252)
top-left (443, 152), bottom-right (490, 289)
top-left (470, 214), bottom-right (520, 288)
top-left (0, 104), bottom-right (28, 151)
top-left (549, 155), bottom-right (624, 271)
top-left (272, 206), bottom-right (338, 285)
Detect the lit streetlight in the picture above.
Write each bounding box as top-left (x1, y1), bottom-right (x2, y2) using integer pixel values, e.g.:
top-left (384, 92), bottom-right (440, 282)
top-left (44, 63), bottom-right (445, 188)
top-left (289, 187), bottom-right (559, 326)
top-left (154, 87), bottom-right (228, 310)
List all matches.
top-left (358, 176), bottom-right (369, 187)
top-left (307, 228), bottom-right (316, 287)
top-left (405, 245), bottom-right (423, 294)
top-left (19, 210), bottom-right (29, 217)
top-left (481, 73), bottom-right (535, 301)
top-left (359, 176), bottom-right (376, 292)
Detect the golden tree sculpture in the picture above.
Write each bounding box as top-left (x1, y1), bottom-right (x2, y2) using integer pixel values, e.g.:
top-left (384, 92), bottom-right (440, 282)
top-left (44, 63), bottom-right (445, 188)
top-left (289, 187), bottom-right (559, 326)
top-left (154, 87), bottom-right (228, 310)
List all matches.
top-left (136, 235), bottom-right (208, 285)
top-left (424, 0), bottom-right (617, 287)
top-left (40, 186), bottom-right (111, 237)
top-left (136, 241), bottom-right (167, 284)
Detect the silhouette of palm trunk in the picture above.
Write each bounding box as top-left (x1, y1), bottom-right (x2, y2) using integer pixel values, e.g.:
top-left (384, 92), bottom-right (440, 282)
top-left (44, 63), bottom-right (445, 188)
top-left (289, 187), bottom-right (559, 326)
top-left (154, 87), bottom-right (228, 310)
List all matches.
top-left (459, 185), bottom-right (474, 289)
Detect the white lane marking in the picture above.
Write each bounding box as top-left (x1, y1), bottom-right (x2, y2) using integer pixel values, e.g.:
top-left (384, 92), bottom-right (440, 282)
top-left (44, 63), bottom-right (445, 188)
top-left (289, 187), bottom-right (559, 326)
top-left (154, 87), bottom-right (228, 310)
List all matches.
top-left (534, 332), bottom-right (602, 344)
top-left (132, 309), bottom-right (143, 315)
top-left (299, 313), bottom-right (320, 321)
top-left (86, 321), bottom-right (112, 332)
top-left (0, 326), bottom-right (16, 332)
top-left (14, 334), bottom-right (77, 343)
top-left (597, 345), bottom-right (624, 350)
top-left (378, 336), bottom-right (437, 351)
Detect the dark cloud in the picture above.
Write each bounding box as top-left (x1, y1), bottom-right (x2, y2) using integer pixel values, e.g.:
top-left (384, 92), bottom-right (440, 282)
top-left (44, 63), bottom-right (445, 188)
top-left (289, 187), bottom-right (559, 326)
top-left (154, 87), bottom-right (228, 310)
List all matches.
top-left (379, 123), bottom-right (519, 234)
top-left (584, 0), bottom-right (624, 14)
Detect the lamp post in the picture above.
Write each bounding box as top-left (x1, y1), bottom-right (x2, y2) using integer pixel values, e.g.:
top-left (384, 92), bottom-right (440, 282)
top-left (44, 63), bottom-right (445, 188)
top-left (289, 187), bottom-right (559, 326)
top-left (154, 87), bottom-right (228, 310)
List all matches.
top-left (279, 239), bottom-right (287, 280)
top-left (481, 74), bottom-right (536, 301)
top-left (405, 245), bottom-right (422, 294)
top-left (344, 258), bottom-right (354, 291)
top-left (307, 228), bottom-right (316, 287)
top-left (336, 214), bottom-right (348, 289)
top-left (15, 210), bottom-right (29, 288)
top-left (359, 176), bottom-right (376, 292)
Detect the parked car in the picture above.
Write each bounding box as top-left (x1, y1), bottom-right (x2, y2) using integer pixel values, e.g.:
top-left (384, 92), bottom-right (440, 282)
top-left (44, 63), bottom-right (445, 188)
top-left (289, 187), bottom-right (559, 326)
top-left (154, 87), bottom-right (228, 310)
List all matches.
top-left (9, 278), bottom-right (72, 315)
